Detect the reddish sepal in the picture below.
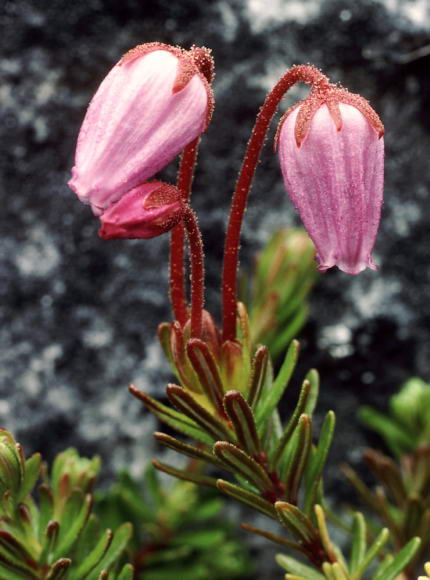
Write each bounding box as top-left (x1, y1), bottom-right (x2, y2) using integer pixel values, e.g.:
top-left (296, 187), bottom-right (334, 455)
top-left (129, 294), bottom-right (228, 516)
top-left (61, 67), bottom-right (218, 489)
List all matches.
top-left (276, 84), bottom-right (384, 149)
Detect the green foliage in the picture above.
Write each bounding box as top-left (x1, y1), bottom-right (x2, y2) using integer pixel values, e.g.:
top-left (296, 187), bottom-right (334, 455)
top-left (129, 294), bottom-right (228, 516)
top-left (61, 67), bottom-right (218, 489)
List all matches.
top-left (343, 377), bottom-right (430, 574)
top-left (358, 377), bottom-right (430, 457)
top-left (0, 430), bottom-right (132, 579)
top-left (129, 233), bottom-right (427, 579)
top-left (134, 333), bottom-right (424, 579)
top-left (243, 228), bottom-right (318, 359)
top-left (133, 338), bottom-right (340, 568)
top-left (276, 510), bottom-right (420, 580)
top-left (95, 466), bottom-right (252, 580)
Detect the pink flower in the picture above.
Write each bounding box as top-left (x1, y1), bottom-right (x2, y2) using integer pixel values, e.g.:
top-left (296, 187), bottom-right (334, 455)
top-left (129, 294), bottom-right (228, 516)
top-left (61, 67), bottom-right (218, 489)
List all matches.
top-left (68, 43), bottom-right (213, 216)
top-left (98, 181), bottom-right (184, 239)
top-left (277, 89), bottom-right (384, 275)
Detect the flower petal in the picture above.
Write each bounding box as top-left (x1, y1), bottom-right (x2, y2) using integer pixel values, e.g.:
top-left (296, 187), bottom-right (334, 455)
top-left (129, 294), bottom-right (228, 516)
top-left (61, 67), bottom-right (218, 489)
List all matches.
top-left (278, 103), bottom-right (384, 274)
top-left (69, 50), bottom-right (208, 215)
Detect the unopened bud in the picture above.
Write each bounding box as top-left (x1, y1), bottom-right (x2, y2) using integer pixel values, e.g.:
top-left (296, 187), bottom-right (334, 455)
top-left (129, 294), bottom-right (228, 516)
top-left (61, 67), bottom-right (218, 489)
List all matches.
top-left (99, 182), bottom-right (185, 240)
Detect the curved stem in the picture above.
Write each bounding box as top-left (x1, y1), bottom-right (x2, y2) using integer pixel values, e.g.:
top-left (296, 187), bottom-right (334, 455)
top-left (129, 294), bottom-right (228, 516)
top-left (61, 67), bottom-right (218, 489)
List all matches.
top-left (169, 138), bottom-right (200, 326)
top-left (221, 65), bottom-right (330, 341)
top-left (170, 225), bottom-right (187, 325)
top-left (183, 207), bottom-right (205, 338)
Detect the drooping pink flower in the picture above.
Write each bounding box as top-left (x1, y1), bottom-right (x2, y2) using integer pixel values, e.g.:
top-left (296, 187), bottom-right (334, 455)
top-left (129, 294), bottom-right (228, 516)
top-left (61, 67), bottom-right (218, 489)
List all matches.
top-left (98, 181), bottom-right (184, 239)
top-left (277, 88), bottom-right (384, 275)
top-left (68, 43), bottom-right (213, 216)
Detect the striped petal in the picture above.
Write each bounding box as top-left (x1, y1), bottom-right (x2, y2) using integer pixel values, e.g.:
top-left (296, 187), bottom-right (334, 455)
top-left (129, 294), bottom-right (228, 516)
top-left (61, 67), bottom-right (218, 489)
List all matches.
top-left (278, 103), bottom-right (384, 275)
top-left (69, 49), bottom-right (209, 215)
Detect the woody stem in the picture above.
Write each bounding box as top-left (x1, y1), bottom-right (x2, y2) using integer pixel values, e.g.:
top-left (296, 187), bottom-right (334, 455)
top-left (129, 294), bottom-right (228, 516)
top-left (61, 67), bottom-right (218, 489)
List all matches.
top-left (221, 65), bottom-right (330, 341)
top-left (183, 206), bottom-right (205, 338)
top-left (170, 138), bottom-right (200, 326)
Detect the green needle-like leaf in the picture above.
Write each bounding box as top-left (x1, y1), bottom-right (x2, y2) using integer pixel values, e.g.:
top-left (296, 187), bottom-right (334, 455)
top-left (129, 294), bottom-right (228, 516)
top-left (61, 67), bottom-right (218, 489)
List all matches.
top-left (40, 521), bottom-right (60, 564)
top-left (373, 537), bottom-right (421, 580)
top-left (314, 505), bottom-right (345, 568)
top-left (373, 554), bottom-right (394, 580)
top-left (38, 484), bottom-right (54, 535)
top-left (273, 380), bottom-right (312, 467)
top-left (157, 322), bottom-right (175, 368)
top-left (129, 385), bottom-right (213, 444)
top-left (167, 385), bottom-right (232, 441)
top-left (256, 340), bottom-right (299, 427)
top-left (276, 553), bottom-right (324, 580)
top-left (19, 453), bottom-right (41, 502)
top-left (284, 415), bottom-right (312, 504)
top-left (355, 527), bottom-right (389, 576)
top-left (349, 512), bottom-right (366, 573)
top-left (153, 432), bottom-right (225, 468)
top-left (303, 411), bottom-right (335, 516)
top-left (3, 439), bottom-right (23, 491)
top-left (214, 442), bottom-right (272, 491)
top-left (86, 523), bottom-right (132, 579)
top-left (187, 339), bottom-right (225, 411)
top-left (72, 514), bottom-right (101, 568)
top-left (69, 529), bottom-right (113, 578)
top-left (153, 460), bottom-right (218, 488)
top-left (217, 479), bottom-right (277, 519)
top-left (53, 492), bottom-right (92, 558)
top-left (51, 453), bottom-right (68, 497)
top-left (248, 346), bottom-right (270, 409)
top-left (223, 391), bottom-right (261, 456)
top-left (302, 369), bottom-right (319, 415)
top-left (275, 502), bottom-right (316, 544)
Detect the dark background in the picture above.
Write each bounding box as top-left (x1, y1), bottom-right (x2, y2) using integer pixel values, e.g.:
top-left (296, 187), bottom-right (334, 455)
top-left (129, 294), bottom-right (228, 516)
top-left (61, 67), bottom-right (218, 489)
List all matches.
top-left (1, 0), bottom-right (430, 575)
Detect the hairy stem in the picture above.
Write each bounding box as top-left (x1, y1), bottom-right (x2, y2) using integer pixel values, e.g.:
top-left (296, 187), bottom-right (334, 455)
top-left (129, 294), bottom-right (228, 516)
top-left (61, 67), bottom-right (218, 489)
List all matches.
top-left (183, 207), bottom-right (205, 338)
top-left (221, 65), bottom-right (330, 341)
top-left (170, 138), bottom-right (200, 325)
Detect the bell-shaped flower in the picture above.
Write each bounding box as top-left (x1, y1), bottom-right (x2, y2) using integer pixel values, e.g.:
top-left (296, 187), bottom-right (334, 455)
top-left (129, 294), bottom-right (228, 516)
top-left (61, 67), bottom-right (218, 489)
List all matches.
top-left (98, 181), bottom-right (185, 240)
top-left (277, 88), bottom-right (384, 275)
top-left (69, 43), bottom-right (213, 216)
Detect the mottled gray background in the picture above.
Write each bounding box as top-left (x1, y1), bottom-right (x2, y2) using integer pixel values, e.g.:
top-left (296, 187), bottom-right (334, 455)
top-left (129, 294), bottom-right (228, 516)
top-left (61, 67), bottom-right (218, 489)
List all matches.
top-left (1, 0), bottom-right (430, 575)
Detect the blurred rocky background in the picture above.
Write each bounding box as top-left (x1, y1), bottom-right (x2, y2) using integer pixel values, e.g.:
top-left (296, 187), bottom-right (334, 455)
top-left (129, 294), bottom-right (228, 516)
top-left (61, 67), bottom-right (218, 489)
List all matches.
top-left (1, 0), bottom-right (430, 576)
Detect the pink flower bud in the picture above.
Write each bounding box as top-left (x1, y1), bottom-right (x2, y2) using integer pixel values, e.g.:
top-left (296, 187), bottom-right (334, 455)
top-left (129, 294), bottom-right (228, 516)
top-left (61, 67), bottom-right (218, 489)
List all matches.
top-left (98, 181), bottom-right (184, 239)
top-left (278, 91), bottom-right (384, 275)
top-left (68, 43), bottom-right (213, 216)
